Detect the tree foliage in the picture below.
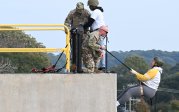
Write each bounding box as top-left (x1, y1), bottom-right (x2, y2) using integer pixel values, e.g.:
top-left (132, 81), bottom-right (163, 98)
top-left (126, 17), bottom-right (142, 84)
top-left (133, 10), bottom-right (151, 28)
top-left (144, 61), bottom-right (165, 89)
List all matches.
top-left (0, 26), bottom-right (50, 73)
top-left (108, 50), bottom-right (179, 68)
top-left (110, 55), bottom-right (149, 89)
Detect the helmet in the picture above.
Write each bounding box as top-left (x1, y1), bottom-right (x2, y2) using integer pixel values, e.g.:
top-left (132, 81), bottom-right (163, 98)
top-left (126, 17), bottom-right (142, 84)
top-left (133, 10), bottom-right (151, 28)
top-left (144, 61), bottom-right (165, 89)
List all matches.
top-left (153, 57), bottom-right (164, 67)
top-left (87, 0), bottom-right (99, 6)
top-left (76, 2), bottom-right (84, 10)
top-left (99, 25), bottom-right (109, 33)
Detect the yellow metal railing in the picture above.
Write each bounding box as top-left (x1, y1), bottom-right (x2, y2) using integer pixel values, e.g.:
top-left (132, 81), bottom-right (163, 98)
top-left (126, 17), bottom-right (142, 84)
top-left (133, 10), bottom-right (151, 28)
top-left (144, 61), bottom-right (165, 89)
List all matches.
top-left (0, 24), bottom-right (71, 72)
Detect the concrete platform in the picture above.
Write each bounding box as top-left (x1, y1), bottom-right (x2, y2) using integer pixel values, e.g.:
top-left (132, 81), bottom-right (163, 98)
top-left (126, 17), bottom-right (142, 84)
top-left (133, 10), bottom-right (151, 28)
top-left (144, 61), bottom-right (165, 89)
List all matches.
top-left (0, 74), bottom-right (117, 112)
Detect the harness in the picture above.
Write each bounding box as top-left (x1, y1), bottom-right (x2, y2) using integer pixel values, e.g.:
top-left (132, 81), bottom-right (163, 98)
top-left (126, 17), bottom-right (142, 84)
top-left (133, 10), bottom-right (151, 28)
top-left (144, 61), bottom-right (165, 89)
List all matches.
top-left (31, 45), bottom-right (68, 73)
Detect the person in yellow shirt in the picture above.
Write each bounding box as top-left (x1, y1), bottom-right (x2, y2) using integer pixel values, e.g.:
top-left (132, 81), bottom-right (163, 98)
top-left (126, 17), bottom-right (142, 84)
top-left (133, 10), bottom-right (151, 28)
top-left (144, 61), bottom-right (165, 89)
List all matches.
top-left (116, 57), bottom-right (163, 107)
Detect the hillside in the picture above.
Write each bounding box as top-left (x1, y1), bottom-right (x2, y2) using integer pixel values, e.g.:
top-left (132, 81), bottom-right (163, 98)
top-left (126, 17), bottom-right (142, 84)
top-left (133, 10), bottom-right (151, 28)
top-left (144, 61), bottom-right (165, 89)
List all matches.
top-left (107, 50), bottom-right (179, 68)
top-left (0, 26), bottom-right (50, 73)
top-left (49, 50), bottom-right (179, 70)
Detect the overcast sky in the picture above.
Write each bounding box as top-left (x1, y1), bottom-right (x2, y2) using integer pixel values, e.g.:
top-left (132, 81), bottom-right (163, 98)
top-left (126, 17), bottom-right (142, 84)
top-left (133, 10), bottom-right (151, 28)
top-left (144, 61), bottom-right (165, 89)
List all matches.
top-left (0, 0), bottom-right (179, 52)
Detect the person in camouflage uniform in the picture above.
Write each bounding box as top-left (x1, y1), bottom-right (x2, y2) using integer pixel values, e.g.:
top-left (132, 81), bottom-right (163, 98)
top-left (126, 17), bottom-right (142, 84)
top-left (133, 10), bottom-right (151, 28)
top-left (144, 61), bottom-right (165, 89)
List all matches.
top-left (64, 2), bottom-right (90, 34)
top-left (82, 25), bottom-right (108, 73)
top-left (84, 0), bottom-right (107, 71)
top-left (64, 2), bottom-right (90, 72)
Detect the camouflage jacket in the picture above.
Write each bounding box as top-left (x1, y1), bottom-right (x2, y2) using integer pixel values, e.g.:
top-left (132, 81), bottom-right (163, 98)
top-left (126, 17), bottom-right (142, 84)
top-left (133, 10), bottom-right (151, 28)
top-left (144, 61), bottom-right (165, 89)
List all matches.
top-left (82, 30), bottom-right (102, 58)
top-left (88, 31), bottom-right (101, 51)
top-left (64, 9), bottom-right (90, 30)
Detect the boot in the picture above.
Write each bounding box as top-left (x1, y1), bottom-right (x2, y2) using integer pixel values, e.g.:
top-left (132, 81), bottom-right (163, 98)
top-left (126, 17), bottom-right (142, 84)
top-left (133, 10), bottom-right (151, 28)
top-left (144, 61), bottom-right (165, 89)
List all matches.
top-left (117, 105), bottom-right (125, 112)
top-left (94, 68), bottom-right (104, 73)
top-left (81, 67), bottom-right (94, 73)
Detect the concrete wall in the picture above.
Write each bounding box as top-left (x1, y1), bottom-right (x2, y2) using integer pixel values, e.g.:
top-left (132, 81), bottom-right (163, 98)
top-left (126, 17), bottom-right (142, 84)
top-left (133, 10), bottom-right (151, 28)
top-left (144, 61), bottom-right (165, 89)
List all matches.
top-left (0, 74), bottom-right (117, 112)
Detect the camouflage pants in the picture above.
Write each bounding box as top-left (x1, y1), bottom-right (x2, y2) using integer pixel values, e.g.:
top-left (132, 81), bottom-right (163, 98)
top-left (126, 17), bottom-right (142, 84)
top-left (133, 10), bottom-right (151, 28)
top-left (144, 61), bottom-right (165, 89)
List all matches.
top-left (82, 47), bottom-right (101, 73)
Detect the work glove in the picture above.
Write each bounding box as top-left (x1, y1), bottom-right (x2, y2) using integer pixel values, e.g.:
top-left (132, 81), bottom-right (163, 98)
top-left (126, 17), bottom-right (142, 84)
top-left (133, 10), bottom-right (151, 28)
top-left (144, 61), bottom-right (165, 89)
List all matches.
top-left (84, 27), bottom-right (90, 34)
top-left (130, 69), bottom-right (138, 75)
top-left (70, 28), bottom-right (77, 34)
top-left (100, 52), bottom-right (104, 58)
top-left (99, 46), bottom-right (106, 50)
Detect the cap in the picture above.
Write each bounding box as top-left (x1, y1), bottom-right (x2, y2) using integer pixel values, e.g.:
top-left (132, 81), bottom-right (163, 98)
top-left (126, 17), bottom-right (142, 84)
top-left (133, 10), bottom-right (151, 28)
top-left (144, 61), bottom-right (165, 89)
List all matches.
top-left (154, 57), bottom-right (164, 67)
top-left (76, 2), bottom-right (84, 10)
top-left (87, 0), bottom-right (99, 6)
top-left (99, 25), bottom-right (109, 33)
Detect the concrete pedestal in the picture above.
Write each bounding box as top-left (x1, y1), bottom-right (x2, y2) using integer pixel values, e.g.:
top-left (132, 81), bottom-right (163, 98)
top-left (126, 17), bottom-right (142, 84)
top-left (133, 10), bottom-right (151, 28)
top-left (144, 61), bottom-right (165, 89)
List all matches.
top-left (0, 74), bottom-right (117, 112)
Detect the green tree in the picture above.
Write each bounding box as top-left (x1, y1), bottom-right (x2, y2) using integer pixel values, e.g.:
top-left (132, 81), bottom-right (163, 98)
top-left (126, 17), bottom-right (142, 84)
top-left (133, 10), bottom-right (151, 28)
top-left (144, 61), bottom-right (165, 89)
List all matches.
top-left (170, 100), bottom-right (179, 111)
top-left (110, 55), bottom-right (149, 89)
top-left (0, 26), bottom-right (50, 73)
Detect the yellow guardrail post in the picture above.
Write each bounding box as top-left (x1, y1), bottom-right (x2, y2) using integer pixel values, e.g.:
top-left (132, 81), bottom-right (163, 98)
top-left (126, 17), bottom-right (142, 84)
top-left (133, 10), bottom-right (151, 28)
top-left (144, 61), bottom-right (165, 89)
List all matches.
top-left (0, 24), bottom-right (71, 72)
